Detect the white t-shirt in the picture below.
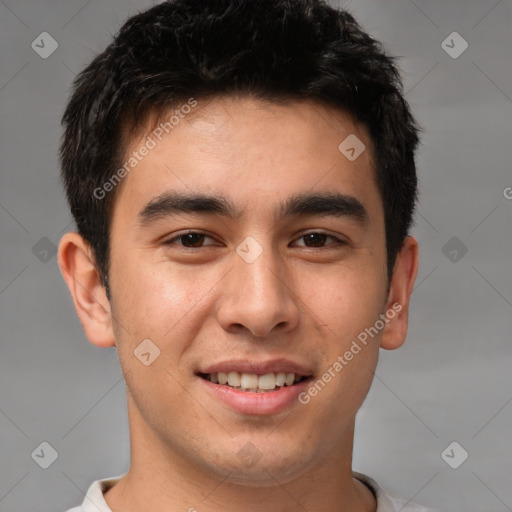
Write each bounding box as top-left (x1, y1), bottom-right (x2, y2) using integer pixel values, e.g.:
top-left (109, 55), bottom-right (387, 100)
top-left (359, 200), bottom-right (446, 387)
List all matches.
top-left (64, 471), bottom-right (441, 512)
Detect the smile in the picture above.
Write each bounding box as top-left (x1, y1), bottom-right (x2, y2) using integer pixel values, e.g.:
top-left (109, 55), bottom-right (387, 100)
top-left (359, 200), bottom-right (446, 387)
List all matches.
top-left (198, 371), bottom-right (308, 393)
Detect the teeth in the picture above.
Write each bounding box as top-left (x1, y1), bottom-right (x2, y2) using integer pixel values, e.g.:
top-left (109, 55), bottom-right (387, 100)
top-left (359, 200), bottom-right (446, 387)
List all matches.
top-left (275, 372), bottom-right (287, 386)
top-left (227, 371), bottom-right (241, 387)
top-left (258, 373), bottom-right (276, 390)
top-left (240, 373), bottom-right (258, 390)
top-left (205, 371), bottom-right (302, 391)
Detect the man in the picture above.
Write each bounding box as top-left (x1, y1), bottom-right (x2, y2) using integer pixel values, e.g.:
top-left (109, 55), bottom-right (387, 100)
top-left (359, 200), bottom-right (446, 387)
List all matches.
top-left (58, 1), bottom-right (438, 511)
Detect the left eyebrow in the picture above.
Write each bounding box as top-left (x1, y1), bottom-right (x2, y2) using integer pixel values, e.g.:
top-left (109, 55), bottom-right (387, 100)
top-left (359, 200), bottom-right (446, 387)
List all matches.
top-left (137, 191), bottom-right (370, 227)
top-left (278, 191), bottom-right (369, 225)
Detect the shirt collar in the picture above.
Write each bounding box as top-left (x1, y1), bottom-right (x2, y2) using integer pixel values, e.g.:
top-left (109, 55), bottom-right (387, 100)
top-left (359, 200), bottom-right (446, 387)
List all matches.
top-left (77, 471), bottom-right (424, 512)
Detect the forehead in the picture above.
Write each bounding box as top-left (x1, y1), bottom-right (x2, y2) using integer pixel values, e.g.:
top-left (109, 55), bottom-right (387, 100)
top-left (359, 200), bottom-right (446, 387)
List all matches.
top-left (112, 96), bottom-right (382, 227)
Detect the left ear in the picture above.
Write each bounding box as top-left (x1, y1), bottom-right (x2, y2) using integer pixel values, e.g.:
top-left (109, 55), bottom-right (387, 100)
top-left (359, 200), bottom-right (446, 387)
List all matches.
top-left (380, 236), bottom-right (419, 350)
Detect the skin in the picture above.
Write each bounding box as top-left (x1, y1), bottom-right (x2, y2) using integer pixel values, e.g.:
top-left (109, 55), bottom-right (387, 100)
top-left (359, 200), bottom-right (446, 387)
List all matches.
top-left (58, 96), bottom-right (418, 512)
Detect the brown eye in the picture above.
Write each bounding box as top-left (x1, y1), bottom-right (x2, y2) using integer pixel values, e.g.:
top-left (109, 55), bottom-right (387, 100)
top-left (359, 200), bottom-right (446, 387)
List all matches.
top-left (302, 233), bottom-right (328, 247)
top-left (163, 231), bottom-right (218, 249)
top-left (179, 233), bottom-right (206, 248)
top-left (293, 232), bottom-right (344, 249)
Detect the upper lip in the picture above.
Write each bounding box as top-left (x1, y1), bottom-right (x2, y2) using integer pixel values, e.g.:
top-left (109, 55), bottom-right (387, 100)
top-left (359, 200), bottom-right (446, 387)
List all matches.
top-left (198, 358), bottom-right (313, 377)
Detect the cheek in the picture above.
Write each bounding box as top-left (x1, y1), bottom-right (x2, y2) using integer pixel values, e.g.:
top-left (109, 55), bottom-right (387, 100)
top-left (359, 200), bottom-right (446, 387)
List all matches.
top-left (298, 276), bottom-right (383, 425)
top-left (112, 252), bottom-right (188, 324)
top-left (303, 264), bottom-right (387, 347)
top-left (110, 264), bottom-right (208, 410)
top-left (111, 257), bottom-right (220, 359)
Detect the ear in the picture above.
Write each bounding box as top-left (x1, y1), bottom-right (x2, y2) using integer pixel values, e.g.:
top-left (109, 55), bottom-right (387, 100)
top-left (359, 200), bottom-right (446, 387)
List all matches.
top-left (57, 232), bottom-right (116, 348)
top-left (380, 236), bottom-right (419, 350)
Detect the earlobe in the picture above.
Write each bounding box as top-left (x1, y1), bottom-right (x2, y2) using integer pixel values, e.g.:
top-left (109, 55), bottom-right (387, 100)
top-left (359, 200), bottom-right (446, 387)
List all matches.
top-left (57, 232), bottom-right (116, 348)
top-left (380, 236), bottom-right (419, 351)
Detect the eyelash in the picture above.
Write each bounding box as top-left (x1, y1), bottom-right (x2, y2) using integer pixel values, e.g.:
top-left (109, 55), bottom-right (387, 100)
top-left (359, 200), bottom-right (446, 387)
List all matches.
top-left (162, 231), bottom-right (346, 251)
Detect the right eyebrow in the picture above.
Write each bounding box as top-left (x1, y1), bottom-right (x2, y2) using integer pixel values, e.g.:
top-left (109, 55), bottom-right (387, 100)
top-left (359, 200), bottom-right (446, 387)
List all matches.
top-left (137, 191), bottom-right (241, 227)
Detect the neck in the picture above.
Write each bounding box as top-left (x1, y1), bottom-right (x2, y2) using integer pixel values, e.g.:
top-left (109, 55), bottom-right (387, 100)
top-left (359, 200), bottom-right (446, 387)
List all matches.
top-left (104, 396), bottom-right (376, 512)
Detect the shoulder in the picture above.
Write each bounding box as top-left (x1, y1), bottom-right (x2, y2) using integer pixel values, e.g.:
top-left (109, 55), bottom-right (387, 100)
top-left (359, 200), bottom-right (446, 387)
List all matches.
top-left (353, 472), bottom-right (443, 512)
top-left (63, 474), bottom-right (124, 512)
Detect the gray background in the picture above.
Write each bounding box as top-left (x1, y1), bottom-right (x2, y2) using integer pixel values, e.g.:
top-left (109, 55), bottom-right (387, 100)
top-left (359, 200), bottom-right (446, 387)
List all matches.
top-left (1, 0), bottom-right (511, 511)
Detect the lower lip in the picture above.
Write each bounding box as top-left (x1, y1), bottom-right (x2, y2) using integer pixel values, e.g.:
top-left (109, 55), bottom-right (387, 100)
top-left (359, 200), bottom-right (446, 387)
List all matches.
top-left (198, 376), bottom-right (312, 415)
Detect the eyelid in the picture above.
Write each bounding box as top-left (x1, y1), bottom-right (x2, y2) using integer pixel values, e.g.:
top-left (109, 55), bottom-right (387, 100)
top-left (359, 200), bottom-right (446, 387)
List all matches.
top-left (291, 231), bottom-right (346, 247)
top-left (163, 230), bottom-right (219, 246)
top-left (163, 230), bottom-right (346, 249)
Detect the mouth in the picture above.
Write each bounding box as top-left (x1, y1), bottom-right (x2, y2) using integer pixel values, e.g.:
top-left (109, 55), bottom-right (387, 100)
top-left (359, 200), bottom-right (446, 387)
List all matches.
top-left (197, 371), bottom-right (312, 393)
top-left (195, 359), bottom-right (315, 414)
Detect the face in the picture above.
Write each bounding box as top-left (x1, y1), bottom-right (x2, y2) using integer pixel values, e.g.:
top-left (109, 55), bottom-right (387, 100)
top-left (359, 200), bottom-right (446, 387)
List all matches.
top-left (66, 96), bottom-right (415, 486)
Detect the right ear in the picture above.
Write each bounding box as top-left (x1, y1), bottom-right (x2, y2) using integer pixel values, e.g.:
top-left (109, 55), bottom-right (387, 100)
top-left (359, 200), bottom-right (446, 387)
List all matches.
top-left (57, 232), bottom-right (116, 348)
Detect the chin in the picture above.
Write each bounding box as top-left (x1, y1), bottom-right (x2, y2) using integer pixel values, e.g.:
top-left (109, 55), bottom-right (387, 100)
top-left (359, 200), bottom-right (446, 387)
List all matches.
top-left (205, 443), bottom-right (315, 487)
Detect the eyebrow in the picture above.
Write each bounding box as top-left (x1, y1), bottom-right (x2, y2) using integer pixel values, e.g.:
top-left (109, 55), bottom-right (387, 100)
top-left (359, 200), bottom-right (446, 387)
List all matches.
top-left (137, 191), bottom-right (369, 227)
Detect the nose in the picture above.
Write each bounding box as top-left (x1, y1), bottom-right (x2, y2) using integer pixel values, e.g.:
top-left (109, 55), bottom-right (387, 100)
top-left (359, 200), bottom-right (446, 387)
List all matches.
top-left (216, 240), bottom-right (300, 338)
